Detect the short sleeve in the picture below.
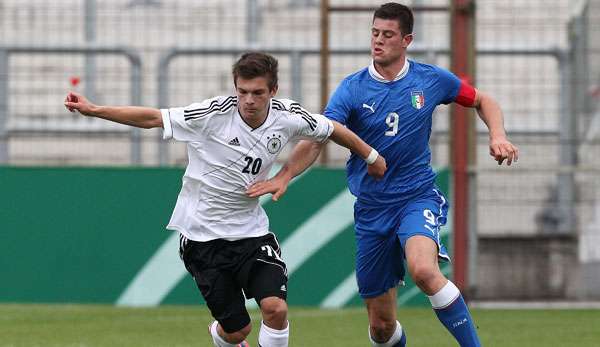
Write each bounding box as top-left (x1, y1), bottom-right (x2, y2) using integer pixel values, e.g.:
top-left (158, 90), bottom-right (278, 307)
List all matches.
top-left (324, 78), bottom-right (353, 125)
top-left (294, 113), bottom-right (334, 143)
top-left (434, 66), bottom-right (462, 105)
top-left (161, 100), bottom-right (215, 142)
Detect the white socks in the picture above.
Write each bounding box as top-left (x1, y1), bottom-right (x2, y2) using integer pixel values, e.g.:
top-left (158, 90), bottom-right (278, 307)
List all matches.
top-left (428, 281), bottom-right (461, 309)
top-left (210, 320), bottom-right (289, 347)
top-left (369, 320), bottom-right (404, 347)
top-left (209, 321), bottom-right (238, 347)
top-left (258, 320), bottom-right (289, 347)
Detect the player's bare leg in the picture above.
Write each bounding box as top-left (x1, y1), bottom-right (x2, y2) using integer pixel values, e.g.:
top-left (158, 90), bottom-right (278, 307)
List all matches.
top-left (258, 296), bottom-right (289, 347)
top-left (260, 296), bottom-right (288, 329)
top-left (365, 287), bottom-right (406, 346)
top-left (366, 288), bottom-right (397, 341)
top-left (405, 235), bottom-right (481, 347)
top-left (405, 235), bottom-right (447, 295)
top-left (209, 321), bottom-right (251, 347)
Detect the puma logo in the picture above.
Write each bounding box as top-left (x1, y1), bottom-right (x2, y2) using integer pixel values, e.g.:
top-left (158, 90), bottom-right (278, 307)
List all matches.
top-left (362, 102), bottom-right (375, 113)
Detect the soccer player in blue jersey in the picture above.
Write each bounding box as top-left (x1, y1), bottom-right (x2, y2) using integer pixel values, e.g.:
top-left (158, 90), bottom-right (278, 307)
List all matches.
top-left (248, 2), bottom-right (518, 347)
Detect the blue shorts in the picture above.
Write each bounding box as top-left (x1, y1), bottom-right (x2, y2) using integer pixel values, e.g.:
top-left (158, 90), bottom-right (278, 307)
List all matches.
top-left (354, 187), bottom-right (450, 299)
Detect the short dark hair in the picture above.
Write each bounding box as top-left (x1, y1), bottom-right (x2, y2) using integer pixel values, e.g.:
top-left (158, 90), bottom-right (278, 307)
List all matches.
top-left (373, 2), bottom-right (414, 36)
top-left (232, 52), bottom-right (279, 91)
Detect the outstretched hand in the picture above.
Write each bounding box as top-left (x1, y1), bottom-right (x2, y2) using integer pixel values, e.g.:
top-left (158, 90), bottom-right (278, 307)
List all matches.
top-left (367, 155), bottom-right (386, 179)
top-left (246, 174), bottom-right (291, 202)
top-left (64, 91), bottom-right (96, 116)
top-left (489, 136), bottom-right (519, 166)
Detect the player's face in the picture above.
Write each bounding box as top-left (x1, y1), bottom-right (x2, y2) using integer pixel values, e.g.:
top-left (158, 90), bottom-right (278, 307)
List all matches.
top-left (235, 76), bottom-right (277, 124)
top-left (371, 18), bottom-right (413, 67)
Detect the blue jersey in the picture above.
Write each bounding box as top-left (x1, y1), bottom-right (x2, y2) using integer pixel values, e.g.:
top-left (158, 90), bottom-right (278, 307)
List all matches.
top-left (325, 60), bottom-right (462, 205)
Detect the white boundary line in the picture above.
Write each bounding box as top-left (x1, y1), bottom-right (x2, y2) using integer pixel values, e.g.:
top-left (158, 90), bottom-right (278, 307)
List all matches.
top-left (470, 301), bottom-right (600, 310)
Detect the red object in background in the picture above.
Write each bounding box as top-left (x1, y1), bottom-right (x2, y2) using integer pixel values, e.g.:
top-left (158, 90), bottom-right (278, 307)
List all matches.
top-left (70, 76), bottom-right (81, 87)
top-left (451, 0), bottom-right (475, 294)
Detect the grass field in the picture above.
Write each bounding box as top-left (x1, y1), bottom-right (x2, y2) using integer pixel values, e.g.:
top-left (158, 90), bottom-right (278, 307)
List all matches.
top-left (1, 304), bottom-right (599, 347)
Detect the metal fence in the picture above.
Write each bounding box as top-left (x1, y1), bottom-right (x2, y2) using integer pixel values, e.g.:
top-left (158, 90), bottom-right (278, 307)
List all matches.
top-left (1, 0), bottom-right (599, 300)
top-left (470, 0), bottom-right (600, 300)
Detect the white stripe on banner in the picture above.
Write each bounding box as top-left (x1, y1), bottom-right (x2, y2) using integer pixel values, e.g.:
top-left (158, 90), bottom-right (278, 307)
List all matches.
top-left (116, 233), bottom-right (183, 306)
top-left (320, 226), bottom-right (452, 308)
top-left (117, 164), bottom-right (292, 307)
top-left (246, 189), bottom-right (356, 309)
top-left (282, 189), bottom-right (355, 274)
top-left (321, 271), bottom-right (358, 308)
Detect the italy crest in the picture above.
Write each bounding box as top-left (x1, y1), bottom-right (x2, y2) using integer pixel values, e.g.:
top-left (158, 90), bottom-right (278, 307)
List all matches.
top-left (411, 91), bottom-right (425, 110)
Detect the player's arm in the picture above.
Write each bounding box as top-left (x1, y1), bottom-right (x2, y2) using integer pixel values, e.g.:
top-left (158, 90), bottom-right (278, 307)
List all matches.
top-left (471, 89), bottom-right (519, 165)
top-left (329, 120), bottom-right (386, 178)
top-left (64, 91), bottom-right (163, 129)
top-left (454, 81), bottom-right (519, 166)
top-left (246, 140), bottom-right (323, 201)
top-left (247, 121), bottom-right (386, 201)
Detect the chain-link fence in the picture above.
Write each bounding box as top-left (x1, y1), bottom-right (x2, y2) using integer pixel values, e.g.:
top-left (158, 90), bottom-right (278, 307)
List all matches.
top-left (472, 0), bottom-right (600, 300)
top-left (1, 0), bottom-right (599, 300)
top-left (0, 0), bottom-right (326, 165)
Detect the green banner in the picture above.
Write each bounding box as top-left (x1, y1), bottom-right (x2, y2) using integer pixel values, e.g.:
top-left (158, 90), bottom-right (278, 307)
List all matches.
top-left (0, 166), bottom-right (449, 307)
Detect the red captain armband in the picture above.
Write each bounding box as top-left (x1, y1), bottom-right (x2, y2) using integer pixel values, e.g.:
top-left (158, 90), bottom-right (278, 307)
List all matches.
top-left (455, 80), bottom-right (476, 107)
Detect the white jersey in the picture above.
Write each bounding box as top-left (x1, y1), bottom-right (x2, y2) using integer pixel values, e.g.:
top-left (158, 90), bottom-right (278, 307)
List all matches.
top-left (161, 96), bottom-right (334, 242)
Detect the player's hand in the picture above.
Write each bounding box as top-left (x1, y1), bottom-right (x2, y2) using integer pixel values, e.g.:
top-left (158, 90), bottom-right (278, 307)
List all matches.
top-left (489, 136), bottom-right (519, 166)
top-left (64, 91), bottom-right (97, 117)
top-left (246, 175), bottom-right (291, 201)
top-left (367, 155), bottom-right (386, 179)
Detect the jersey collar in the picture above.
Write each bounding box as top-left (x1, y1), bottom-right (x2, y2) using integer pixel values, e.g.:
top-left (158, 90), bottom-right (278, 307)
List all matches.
top-left (368, 58), bottom-right (410, 83)
top-left (236, 98), bottom-right (272, 131)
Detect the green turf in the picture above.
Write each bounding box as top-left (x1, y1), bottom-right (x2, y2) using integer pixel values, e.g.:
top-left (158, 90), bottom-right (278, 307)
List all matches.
top-left (0, 304), bottom-right (599, 346)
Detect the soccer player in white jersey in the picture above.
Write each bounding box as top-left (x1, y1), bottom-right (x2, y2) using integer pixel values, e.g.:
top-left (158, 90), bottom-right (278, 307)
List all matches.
top-left (64, 52), bottom-right (386, 347)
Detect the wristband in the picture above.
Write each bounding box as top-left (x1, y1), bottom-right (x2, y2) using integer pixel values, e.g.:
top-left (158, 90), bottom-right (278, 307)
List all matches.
top-left (365, 148), bottom-right (379, 165)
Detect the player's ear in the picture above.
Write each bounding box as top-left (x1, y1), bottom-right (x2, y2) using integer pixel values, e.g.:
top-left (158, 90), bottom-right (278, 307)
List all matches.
top-left (270, 84), bottom-right (278, 97)
top-left (402, 33), bottom-right (414, 48)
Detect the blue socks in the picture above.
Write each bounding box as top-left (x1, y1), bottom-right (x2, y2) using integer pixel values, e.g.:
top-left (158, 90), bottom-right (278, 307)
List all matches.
top-left (393, 330), bottom-right (407, 347)
top-left (368, 281), bottom-right (479, 346)
top-left (428, 281), bottom-right (481, 347)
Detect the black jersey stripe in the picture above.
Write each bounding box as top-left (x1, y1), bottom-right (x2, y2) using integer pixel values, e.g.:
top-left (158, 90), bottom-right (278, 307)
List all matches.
top-left (289, 103), bottom-right (311, 117)
top-left (184, 97), bottom-right (236, 118)
top-left (271, 99), bottom-right (285, 110)
top-left (289, 104), bottom-right (317, 131)
top-left (184, 96), bottom-right (236, 114)
top-left (301, 115), bottom-right (317, 131)
top-left (184, 98), bottom-right (237, 120)
top-left (272, 99), bottom-right (318, 131)
top-left (185, 103), bottom-right (236, 121)
top-left (184, 98), bottom-right (231, 115)
top-left (185, 102), bottom-right (237, 121)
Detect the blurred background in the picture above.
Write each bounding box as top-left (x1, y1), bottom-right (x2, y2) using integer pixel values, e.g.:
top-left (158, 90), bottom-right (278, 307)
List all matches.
top-left (1, 0), bottom-right (599, 308)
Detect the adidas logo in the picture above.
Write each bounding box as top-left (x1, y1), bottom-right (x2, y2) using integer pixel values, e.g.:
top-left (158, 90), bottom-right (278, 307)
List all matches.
top-left (280, 285), bottom-right (287, 292)
top-left (229, 137), bottom-right (240, 146)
